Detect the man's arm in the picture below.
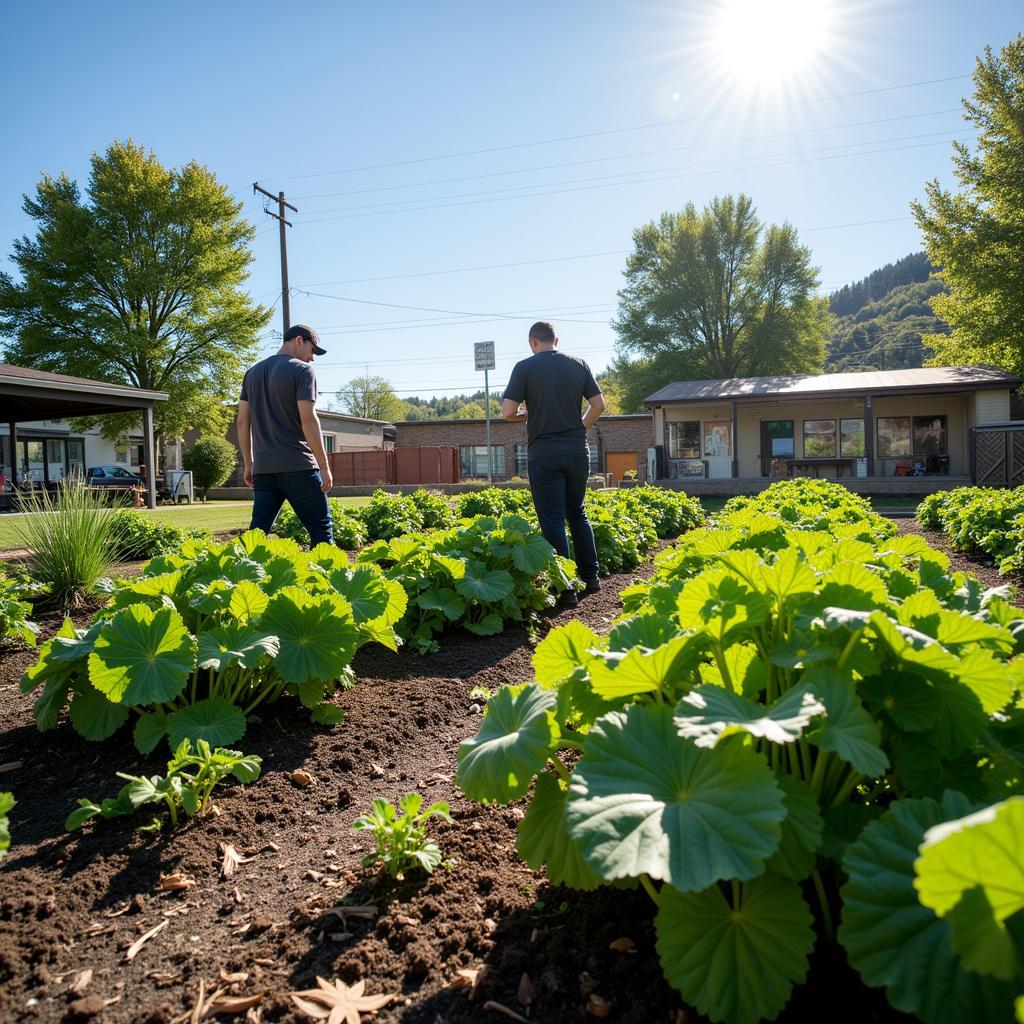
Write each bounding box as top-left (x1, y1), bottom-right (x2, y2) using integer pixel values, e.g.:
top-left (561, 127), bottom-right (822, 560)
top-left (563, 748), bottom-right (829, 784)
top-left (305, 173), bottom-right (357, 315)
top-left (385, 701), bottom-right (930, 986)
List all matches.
top-left (237, 401), bottom-right (254, 487)
top-left (298, 400), bottom-right (334, 493)
top-left (582, 392), bottom-right (605, 430)
top-left (502, 398), bottom-right (527, 422)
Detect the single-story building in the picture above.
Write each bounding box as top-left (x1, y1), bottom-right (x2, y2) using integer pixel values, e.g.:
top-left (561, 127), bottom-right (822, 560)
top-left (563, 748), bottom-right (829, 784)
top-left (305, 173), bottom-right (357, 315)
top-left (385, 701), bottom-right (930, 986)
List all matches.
top-left (645, 365), bottom-right (1022, 484)
top-left (393, 414), bottom-right (655, 482)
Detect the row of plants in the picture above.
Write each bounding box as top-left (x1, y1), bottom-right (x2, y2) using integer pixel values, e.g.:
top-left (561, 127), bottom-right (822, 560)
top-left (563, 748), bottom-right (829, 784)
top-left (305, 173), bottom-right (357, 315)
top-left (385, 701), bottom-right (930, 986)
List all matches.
top-left (456, 479), bottom-right (1024, 1024)
top-left (0, 565), bottom-right (41, 647)
top-left (918, 485), bottom-right (1024, 572)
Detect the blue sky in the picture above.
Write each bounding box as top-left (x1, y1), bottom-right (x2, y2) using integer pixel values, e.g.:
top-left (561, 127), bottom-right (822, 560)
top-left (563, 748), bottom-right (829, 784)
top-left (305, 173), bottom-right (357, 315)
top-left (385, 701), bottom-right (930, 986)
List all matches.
top-left (1, 1), bottom-right (1021, 403)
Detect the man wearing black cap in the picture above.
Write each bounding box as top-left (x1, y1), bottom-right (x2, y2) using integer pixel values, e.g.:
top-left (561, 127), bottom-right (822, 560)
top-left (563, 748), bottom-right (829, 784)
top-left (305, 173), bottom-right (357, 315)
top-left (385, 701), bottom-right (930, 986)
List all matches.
top-left (237, 324), bottom-right (334, 546)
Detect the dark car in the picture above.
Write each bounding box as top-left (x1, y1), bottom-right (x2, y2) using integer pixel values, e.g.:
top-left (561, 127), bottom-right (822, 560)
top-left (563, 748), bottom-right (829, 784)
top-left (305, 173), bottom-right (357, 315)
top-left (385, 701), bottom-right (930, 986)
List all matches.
top-left (86, 466), bottom-right (144, 486)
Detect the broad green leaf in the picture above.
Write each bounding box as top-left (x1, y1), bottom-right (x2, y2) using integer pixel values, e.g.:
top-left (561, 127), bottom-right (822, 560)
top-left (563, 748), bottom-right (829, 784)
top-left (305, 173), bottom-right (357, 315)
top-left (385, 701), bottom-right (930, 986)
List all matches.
top-left (936, 612), bottom-right (1013, 652)
top-left (804, 666), bottom-right (889, 777)
top-left (310, 704), bottom-right (345, 725)
top-left (858, 672), bottom-right (942, 732)
top-left (957, 651), bottom-right (1017, 714)
top-left (533, 621), bottom-right (601, 686)
top-left (298, 679), bottom-right (326, 708)
top-left (328, 566), bottom-right (407, 626)
top-left (196, 624), bottom-right (279, 672)
top-left (455, 562), bottom-right (515, 603)
top-left (893, 737), bottom-right (986, 801)
top-left (839, 794), bottom-right (1016, 1023)
top-left (465, 613), bottom-right (504, 636)
top-left (674, 685), bottom-right (824, 748)
top-left (677, 569), bottom-right (770, 642)
top-left (817, 560), bottom-right (890, 609)
top-left (588, 633), bottom-right (706, 700)
top-left (755, 547), bottom-right (819, 606)
top-left (188, 579), bottom-right (233, 614)
top-left (929, 679), bottom-right (989, 758)
top-left (698, 643), bottom-right (770, 700)
top-left (32, 673), bottom-right (72, 731)
top-left (416, 587), bottom-right (465, 621)
top-left (166, 697), bottom-right (246, 748)
top-left (767, 775), bottom-right (824, 881)
top-left (228, 579), bottom-right (269, 622)
top-left (655, 872), bottom-right (815, 1024)
top-left (607, 613), bottom-right (676, 653)
top-left (456, 684), bottom-right (558, 804)
top-left (510, 531), bottom-right (556, 574)
top-left (516, 772), bottom-right (603, 890)
top-left (819, 804), bottom-right (882, 861)
top-left (69, 686), bottom-right (130, 741)
top-left (88, 605), bottom-right (195, 706)
top-left (914, 797), bottom-right (1024, 980)
top-left (133, 710), bottom-right (167, 754)
top-left (566, 704), bottom-right (785, 891)
top-left (260, 589), bottom-right (359, 684)
top-left (869, 612), bottom-right (960, 679)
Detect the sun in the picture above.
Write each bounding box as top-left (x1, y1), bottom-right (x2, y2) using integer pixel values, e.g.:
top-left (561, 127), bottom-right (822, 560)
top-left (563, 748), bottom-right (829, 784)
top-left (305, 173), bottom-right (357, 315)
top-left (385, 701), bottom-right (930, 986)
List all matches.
top-left (710, 0), bottom-right (832, 87)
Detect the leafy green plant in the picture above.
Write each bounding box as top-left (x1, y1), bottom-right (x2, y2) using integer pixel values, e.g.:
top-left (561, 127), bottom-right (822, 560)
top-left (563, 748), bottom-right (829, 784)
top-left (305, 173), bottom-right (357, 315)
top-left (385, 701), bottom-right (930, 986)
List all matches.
top-left (456, 479), bottom-right (1024, 1024)
top-left (0, 566), bottom-right (41, 647)
top-left (409, 488), bottom-right (455, 530)
top-left (916, 486), bottom-right (1024, 573)
top-left (275, 499), bottom-right (367, 549)
top-left (10, 475), bottom-right (130, 608)
top-left (66, 738), bottom-right (262, 831)
top-left (352, 793), bottom-right (452, 876)
top-left (455, 488), bottom-right (533, 519)
top-left (182, 436), bottom-right (239, 501)
top-left (109, 509), bottom-right (208, 560)
top-left (21, 530), bottom-right (405, 752)
top-left (356, 490), bottom-right (424, 541)
top-left (0, 792), bottom-right (14, 858)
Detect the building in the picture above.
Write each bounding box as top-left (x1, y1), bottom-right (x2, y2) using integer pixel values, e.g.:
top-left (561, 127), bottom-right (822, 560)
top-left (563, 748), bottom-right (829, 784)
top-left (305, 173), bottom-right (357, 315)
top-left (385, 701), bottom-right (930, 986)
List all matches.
top-left (644, 365), bottom-right (1021, 483)
top-left (393, 414), bottom-right (654, 482)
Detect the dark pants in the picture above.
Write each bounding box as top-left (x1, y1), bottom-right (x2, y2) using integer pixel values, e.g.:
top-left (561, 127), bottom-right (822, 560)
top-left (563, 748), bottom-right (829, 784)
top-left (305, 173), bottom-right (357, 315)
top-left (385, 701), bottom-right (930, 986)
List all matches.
top-left (527, 454), bottom-right (600, 580)
top-left (251, 470), bottom-right (333, 547)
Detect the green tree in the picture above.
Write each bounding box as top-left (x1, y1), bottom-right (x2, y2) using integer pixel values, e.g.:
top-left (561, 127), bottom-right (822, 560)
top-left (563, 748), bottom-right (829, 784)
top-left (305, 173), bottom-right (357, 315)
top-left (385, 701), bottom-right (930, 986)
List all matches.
top-left (911, 35), bottom-right (1024, 375)
top-left (335, 375), bottom-right (406, 421)
top-left (0, 140), bottom-right (271, 454)
top-left (182, 436), bottom-right (238, 501)
top-left (612, 194), bottom-right (831, 405)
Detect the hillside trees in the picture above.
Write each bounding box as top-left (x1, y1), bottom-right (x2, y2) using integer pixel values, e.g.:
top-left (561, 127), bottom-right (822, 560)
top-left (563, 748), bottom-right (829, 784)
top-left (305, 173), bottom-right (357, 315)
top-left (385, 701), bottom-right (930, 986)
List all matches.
top-left (912, 34), bottom-right (1024, 375)
top-left (0, 140), bottom-right (271, 451)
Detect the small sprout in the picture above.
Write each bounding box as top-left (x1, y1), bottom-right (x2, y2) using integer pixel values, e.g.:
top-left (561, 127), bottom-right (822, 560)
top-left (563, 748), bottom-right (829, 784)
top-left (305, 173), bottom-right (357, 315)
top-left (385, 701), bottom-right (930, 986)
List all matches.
top-left (352, 793), bottom-right (452, 877)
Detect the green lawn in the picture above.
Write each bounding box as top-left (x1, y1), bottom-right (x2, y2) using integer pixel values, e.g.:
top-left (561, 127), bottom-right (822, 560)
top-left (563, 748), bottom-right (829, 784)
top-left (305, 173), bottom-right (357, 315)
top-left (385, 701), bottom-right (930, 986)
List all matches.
top-left (0, 497), bottom-right (371, 553)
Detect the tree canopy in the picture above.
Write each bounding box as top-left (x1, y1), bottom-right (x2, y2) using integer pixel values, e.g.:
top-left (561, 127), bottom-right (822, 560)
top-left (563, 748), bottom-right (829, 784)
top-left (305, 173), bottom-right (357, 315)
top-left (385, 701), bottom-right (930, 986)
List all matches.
top-left (911, 34), bottom-right (1024, 375)
top-left (332, 375), bottom-right (409, 421)
top-left (611, 194), bottom-right (831, 410)
top-left (0, 141), bottom-right (271, 442)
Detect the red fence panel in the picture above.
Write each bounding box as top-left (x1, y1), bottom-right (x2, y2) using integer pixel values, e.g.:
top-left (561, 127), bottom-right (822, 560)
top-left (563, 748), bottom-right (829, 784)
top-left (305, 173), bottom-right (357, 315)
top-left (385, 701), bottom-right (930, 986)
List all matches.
top-left (328, 450), bottom-right (396, 485)
top-left (395, 446), bottom-right (460, 484)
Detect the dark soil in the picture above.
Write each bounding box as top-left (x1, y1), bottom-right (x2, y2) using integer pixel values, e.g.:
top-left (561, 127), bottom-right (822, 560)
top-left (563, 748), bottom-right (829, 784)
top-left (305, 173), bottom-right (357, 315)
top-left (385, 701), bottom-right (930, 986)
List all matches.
top-left (0, 523), bottom-right (991, 1024)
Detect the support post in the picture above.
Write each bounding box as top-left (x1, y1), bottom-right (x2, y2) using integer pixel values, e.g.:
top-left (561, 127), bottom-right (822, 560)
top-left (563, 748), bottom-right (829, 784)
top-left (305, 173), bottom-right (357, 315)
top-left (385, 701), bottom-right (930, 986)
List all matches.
top-left (484, 367), bottom-right (492, 484)
top-left (142, 405), bottom-right (157, 509)
top-left (9, 421), bottom-right (18, 486)
top-left (731, 400), bottom-right (738, 478)
top-left (864, 396), bottom-right (874, 477)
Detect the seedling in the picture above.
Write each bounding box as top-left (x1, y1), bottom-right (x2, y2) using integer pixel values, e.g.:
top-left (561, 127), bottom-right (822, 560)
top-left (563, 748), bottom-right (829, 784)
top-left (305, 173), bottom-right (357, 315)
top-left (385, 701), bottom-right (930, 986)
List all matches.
top-left (469, 685), bottom-right (493, 702)
top-left (352, 793), bottom-right (451, 877)
top-left (66, 739), bottom-right (261, 831)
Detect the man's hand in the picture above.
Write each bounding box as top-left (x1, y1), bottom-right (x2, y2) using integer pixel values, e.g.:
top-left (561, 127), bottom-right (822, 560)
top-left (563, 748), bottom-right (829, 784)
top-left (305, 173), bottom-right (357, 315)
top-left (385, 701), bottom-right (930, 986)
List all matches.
top-left (320, 465), bottom-right (333, 493)
top-left (243, 463), bottom-right (254, 487)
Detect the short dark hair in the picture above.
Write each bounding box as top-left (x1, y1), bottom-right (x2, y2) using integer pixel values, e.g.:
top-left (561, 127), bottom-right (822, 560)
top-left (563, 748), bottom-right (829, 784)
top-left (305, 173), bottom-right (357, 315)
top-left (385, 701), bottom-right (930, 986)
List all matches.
top-left (529, 321), bottom-right (555, 344)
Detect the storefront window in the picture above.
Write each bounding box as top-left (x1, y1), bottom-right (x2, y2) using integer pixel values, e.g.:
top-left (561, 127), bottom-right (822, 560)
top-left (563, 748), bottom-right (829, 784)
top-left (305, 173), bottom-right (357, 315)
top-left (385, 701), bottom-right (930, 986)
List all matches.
top-left (513, 443), bottom-right (527, 476)
top-left (840, 419), bottom-right (865, 457)
top-left (877, 417), bottom-right (911, 458)
top-left (803, 420), bottom-right (837, 457)
top-left (764, 420), bottom-right (795, 458)
top-left (23, 440), bottom-right (45, 483)
top-left (666, 421), bottom-right (700, 459)
top-left (459, 445), bottom-right (505, 478)
top-left (703, 421), bottom-right (732, 458)
top-left (913, 416), bottom-right (947, 455)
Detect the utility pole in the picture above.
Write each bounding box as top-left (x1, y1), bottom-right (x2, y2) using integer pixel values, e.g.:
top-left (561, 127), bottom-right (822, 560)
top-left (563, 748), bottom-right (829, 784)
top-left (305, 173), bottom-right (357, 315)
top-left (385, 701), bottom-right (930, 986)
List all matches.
top-left (253, 183), bottom-right (297, 337)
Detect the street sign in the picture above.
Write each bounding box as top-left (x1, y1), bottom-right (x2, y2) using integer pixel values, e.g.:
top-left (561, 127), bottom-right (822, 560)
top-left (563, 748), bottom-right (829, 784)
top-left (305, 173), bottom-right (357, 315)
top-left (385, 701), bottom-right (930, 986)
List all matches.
top-left (474, 340), bottom-right (495, 371)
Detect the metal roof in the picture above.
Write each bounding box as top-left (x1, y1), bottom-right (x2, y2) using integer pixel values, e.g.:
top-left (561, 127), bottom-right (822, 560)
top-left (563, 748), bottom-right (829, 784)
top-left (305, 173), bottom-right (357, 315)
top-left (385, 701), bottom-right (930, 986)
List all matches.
top-left (0, 363), bottom-right (169, 401)
top-left (644, 365), bottom-right (1022, 404)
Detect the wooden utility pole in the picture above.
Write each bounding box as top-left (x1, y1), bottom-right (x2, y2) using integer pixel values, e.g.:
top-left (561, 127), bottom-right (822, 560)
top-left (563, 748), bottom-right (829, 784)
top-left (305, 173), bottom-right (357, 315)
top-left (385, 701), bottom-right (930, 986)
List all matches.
top-left (253, 183), bottom-right (298, 337)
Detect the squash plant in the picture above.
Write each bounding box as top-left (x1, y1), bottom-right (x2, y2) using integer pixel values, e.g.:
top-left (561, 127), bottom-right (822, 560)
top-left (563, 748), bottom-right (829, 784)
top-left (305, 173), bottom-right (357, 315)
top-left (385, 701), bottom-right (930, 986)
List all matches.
top-left (0, 566), bottom-right (40, 648)
top-left (457, 488), bottom-right (1024, 1024)
top-left (20, 531), bottom-right (406, 752)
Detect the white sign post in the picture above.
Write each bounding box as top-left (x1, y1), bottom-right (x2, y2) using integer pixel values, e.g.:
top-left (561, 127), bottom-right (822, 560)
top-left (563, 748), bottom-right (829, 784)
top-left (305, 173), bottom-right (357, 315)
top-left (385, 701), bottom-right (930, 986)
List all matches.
top-left (474, 341), bottom-right (496, 483)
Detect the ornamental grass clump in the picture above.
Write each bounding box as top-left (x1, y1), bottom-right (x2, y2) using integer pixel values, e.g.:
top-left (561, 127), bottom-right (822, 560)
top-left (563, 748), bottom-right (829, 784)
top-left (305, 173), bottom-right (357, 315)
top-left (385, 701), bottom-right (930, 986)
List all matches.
top-left (21, 530), bottom-right (406, 752)
top-left (457, 479), bottom-right (1024, 1024)
top-left (11, 475), bottom-right (129, 608)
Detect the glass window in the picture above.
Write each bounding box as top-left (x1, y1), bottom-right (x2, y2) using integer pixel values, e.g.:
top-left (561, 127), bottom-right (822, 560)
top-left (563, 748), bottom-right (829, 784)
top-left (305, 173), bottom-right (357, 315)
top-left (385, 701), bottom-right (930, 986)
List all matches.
top-left (764, 420), bottom-right (795, 458)
top-left (803, 420), bottom-right (836, 458)
top-left (46, 439), bottom-right (66, 481)
top-left (913, 416), bottom-right (947, 455)
top-left (459, 446), bottom-right (505, 478)
top-left (840, 419), bottom-right (865, 457)
top-left (67, 439), bottom-right (85, 477)
top-left (877, 417), bottom-right (911, 458)
top-left (703, 421), bottom-right (732, 458)
top-left (666, 421), bottom-right (700, 459)
top-left (129, 435), bottom-right (145, 466)
top-left (0, 436), bottom-right (9, 478)
top-left (588, 442), bottom-right (600, 474)
top-left (513, 443), bottom-right (527, 476)
top-left (323, 434), bottom-right (335, 454)
top-left (114, 437), bottom-right (129, 464)
top-left (22, 440), bottom-right (45, 483)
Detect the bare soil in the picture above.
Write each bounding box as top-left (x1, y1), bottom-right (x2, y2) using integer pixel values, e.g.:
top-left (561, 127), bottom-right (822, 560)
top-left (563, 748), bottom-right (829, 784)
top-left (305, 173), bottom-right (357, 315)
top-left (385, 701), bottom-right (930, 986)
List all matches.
top-left (1, 522), bottom-right (997, 1024)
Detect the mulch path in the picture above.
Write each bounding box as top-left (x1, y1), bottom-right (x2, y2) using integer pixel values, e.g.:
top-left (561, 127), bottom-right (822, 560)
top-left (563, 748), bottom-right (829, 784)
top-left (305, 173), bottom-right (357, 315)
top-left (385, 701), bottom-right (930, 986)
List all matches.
top-left (1, 518), bottom-right (1002, 1024)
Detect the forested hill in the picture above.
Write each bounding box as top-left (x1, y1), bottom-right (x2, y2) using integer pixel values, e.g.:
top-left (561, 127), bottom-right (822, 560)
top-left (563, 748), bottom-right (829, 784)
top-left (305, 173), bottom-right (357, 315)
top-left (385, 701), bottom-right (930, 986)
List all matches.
top-left (825, 252), bottom-right (949, 372)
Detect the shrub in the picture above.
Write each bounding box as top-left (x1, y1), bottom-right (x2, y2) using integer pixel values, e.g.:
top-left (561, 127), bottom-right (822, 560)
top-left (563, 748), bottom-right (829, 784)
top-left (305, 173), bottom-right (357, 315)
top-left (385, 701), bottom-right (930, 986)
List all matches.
top-left (357, 490), bottom-right (424, 541)
top-left (109, 509), bottom-right (208, 560)
top-left (275, 499), bottom-right (368, 549)
top-left (182, 436), bottom-right (238, 500)
top-left (10, 476), bottom-right (128, 608)
top-left (0, 566), bottom-right (41, 647)
top-left (408, 488), bottom-right (455, 530)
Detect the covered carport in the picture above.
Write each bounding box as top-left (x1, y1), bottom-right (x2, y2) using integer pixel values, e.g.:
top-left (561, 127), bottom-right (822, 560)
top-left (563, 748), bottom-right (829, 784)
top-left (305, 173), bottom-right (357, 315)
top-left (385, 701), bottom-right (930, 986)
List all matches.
top-left (0, 364), bottom-right (168, 508)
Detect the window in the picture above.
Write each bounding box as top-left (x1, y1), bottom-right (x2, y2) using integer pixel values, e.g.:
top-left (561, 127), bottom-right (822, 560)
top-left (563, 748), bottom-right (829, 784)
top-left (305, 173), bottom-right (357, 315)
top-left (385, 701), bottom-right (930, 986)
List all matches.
top-left (46, 439), bottom-right (66, 481)
top-left (67, 439), bottom-right (84, 477)
top-left (913, 416), bottom-right (947, 455)
top-left (666, 421), bottom-right (700, 459)
top-left (764, 420), bottom-right (795, 458)
top-left (129, 436), bottom-right (145, 466)
top-left (459, 445), bottom-right (505, 478)
top-left (513, 443), bottom-right (527, 476)
top-left (114, 437), bottom-right (129, 464)
top-left (588, 442), bottom-right (600, 474)
top-left (877, 417), bottom-right (911, 458)
top-left (803, 419), bottom-right (836, 458)
top-left (323, 434), bottom-right (335, 454)
top-left (840, 419), bottom-right (865, 457)
top-left (703, 421), bottom-right (732, 458)
top-left (22, 440), bottom-right (45, 483)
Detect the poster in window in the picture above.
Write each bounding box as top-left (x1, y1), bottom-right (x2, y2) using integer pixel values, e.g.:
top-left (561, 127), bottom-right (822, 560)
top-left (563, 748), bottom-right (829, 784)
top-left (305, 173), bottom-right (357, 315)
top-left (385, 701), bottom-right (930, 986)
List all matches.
top-left (703, 421), bottom-right (732, 457)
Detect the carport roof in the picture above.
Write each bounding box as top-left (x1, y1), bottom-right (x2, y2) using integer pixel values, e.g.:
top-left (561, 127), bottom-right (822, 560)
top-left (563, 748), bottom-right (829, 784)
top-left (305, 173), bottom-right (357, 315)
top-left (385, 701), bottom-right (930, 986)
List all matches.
top-left (0, 364), bottom-right (169, 421)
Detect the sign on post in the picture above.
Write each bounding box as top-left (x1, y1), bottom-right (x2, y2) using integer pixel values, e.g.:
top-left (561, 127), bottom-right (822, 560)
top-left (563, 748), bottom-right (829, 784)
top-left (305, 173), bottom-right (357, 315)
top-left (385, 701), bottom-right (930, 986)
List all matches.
top-left (474, 340), bottom-right (495, 371)
top-left (474, 342), bottom-right (496, 483)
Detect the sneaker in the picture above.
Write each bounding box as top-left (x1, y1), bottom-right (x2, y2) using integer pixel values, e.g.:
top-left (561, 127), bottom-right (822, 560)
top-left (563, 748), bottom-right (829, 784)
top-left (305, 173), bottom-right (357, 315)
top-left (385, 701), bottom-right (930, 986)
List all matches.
top-left (556, 588), bottom-right (579, 610)
top-left (581, 577), bottom-right (602, 596)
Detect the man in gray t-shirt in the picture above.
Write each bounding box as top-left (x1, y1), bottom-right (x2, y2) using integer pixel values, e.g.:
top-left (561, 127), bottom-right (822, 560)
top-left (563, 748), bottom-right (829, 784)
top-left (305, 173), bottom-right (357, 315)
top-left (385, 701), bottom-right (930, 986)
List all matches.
top-left (237, 324), bottom-right (334, 545)
top-left (503, 321), bottom-right (605, 605)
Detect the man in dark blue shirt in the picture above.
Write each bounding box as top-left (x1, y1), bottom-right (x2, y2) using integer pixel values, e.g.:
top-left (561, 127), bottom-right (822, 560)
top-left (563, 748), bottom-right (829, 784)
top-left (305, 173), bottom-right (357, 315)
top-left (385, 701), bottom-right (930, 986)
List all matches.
top-left (503, 321), bottom-right (605, 606)
top-left (237, 324), bottom-right (334, 546)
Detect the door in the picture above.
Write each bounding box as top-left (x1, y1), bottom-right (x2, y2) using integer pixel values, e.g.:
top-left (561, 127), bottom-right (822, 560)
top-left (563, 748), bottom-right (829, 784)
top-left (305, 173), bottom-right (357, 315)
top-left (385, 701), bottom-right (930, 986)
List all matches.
top-left (703, 421), bottom-right (733, 479)
top-left (606, 452), bottom-right (637, 483)
top-left (761, 420), bottom-right (794, 476)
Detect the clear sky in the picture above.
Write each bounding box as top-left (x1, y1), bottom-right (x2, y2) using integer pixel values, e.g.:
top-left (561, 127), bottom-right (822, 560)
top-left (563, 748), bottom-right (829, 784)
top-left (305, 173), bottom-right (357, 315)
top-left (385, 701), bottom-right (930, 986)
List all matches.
top-left (1, 1), bottom-right (1021, 403)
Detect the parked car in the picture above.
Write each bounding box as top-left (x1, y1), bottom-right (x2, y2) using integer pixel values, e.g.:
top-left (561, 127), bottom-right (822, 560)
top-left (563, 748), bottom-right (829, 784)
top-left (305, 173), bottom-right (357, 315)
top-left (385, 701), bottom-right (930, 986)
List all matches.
top-left (86, 466), bottom-right (144, 486)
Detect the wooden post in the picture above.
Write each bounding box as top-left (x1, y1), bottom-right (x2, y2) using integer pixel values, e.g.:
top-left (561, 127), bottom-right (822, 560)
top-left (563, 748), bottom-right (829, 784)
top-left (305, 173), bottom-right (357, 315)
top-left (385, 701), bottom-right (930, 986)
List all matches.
top-left (8, 421), bottom-right (18, 485)
top-left (731, 401), bottom-right (738, 478)
top-left (864, 396), bottom-right (874, 477)
top-left (142, 405), bottom-right (157, 509)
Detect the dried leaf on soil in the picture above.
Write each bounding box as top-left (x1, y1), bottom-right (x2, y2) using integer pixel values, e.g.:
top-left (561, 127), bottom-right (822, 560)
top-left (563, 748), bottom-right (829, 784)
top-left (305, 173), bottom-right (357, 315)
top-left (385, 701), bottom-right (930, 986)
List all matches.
top-left (156, 872), bottom-right (196, 892)
top-left (219, 969), bottom-right (249, 984)
top-left (208, 993), bottom-right (264, 1014)
top-left (321, 904), bottom-right (378, 925)
top-left (220, 843), bottom-right (255, 878)
top-left (69, 968), bottom-right (93, 995)
top-left (586, 994), bottom-right (612, 1018)
top-left (369, 762), bottom-right (385, 778)
top-left (124, 918), bottom-right (168, 961)
top-left (482, 1002), bottom-right (531, 1023)
top-left (290, 770), bottom-right (315, 787)
top-left (608, 936), bottom-right (636, 953)
top-left (291, 976), bottom-right (394, 1022)
top-left (517, 973), bottom-right (536, 1006)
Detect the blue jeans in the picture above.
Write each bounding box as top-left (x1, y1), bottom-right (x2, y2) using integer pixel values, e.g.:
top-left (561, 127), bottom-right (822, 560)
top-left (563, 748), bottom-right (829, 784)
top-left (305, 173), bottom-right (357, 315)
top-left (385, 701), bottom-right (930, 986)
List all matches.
top-left (527, 454), bottom-right (600, 580)
top-left (251, 470), bottom-right (333, 547)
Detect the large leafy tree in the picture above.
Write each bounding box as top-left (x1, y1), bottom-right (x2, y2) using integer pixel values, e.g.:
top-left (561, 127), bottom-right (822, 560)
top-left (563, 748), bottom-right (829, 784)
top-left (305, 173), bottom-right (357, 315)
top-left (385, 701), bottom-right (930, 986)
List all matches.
top-left (612, 194), bottom-right (831, 410)
top-left (0, 140), bottom-right (271, 446)
top-left (911, 34), bottom-right (1024, 375)
top-left (332, 375), bottom-right (408, 421)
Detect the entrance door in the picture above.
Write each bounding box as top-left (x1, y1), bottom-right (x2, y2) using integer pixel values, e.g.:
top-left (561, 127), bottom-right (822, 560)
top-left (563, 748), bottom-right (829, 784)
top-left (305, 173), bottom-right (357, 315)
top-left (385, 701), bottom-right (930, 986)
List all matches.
top-left (761, 420), bottom-right (794, 477)
top-left (606, 452), bottom-right (637, 483)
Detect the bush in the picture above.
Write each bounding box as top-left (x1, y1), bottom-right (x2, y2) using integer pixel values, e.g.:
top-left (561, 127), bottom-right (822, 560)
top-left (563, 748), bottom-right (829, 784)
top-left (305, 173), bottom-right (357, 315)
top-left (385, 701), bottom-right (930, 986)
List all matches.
top-left (0, 566), bottom-right (41, 647)
top-left (357, 490), bottom-right (424, 541)
top-left (275, 499), bottom-right (367, 549)
top-left (109, 510), bottom-right (208, 560)
top-left (182, 436), bottom-right (238, 500)
top-left (409, 488), bottom-right (455, 530)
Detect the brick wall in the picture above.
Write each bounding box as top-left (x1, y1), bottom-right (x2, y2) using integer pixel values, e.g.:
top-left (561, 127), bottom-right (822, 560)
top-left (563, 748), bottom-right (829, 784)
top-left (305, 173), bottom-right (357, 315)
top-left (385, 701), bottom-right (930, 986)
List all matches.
top-left (394, 414), bottom-right (654, 481)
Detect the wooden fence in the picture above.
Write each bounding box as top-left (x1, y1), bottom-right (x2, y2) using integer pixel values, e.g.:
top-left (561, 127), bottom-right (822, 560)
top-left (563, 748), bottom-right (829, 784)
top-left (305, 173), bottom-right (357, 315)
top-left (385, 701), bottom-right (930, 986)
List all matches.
top-left (969, 423), bottom-right (1024, 485)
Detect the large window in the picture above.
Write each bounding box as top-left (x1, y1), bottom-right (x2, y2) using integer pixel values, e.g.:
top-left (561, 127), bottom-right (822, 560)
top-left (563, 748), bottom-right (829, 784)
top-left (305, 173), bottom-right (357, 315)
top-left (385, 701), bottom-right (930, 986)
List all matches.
top-left (803, 419), bottom-right (837, 457)
top-left (840, 419), bottom-right (865, 457)
top-left (877, 417), bottom-right (912, 458)
top-left (666, 421), bottom-right (700, 459)
top-left (67, 439), bottom-right (85, 477)
top-left (703, 421), bottom-right (732, 458)
top-left (322, 434), bottom-right (335, 454)
top-left (913, 416), bottom-right (947, 455)
top-left (764, 420), bottom-right (795, 458)
top-left (459, 445), bottom-right (505, 479)
top-left (513, 443), bottom-right (527, 476)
